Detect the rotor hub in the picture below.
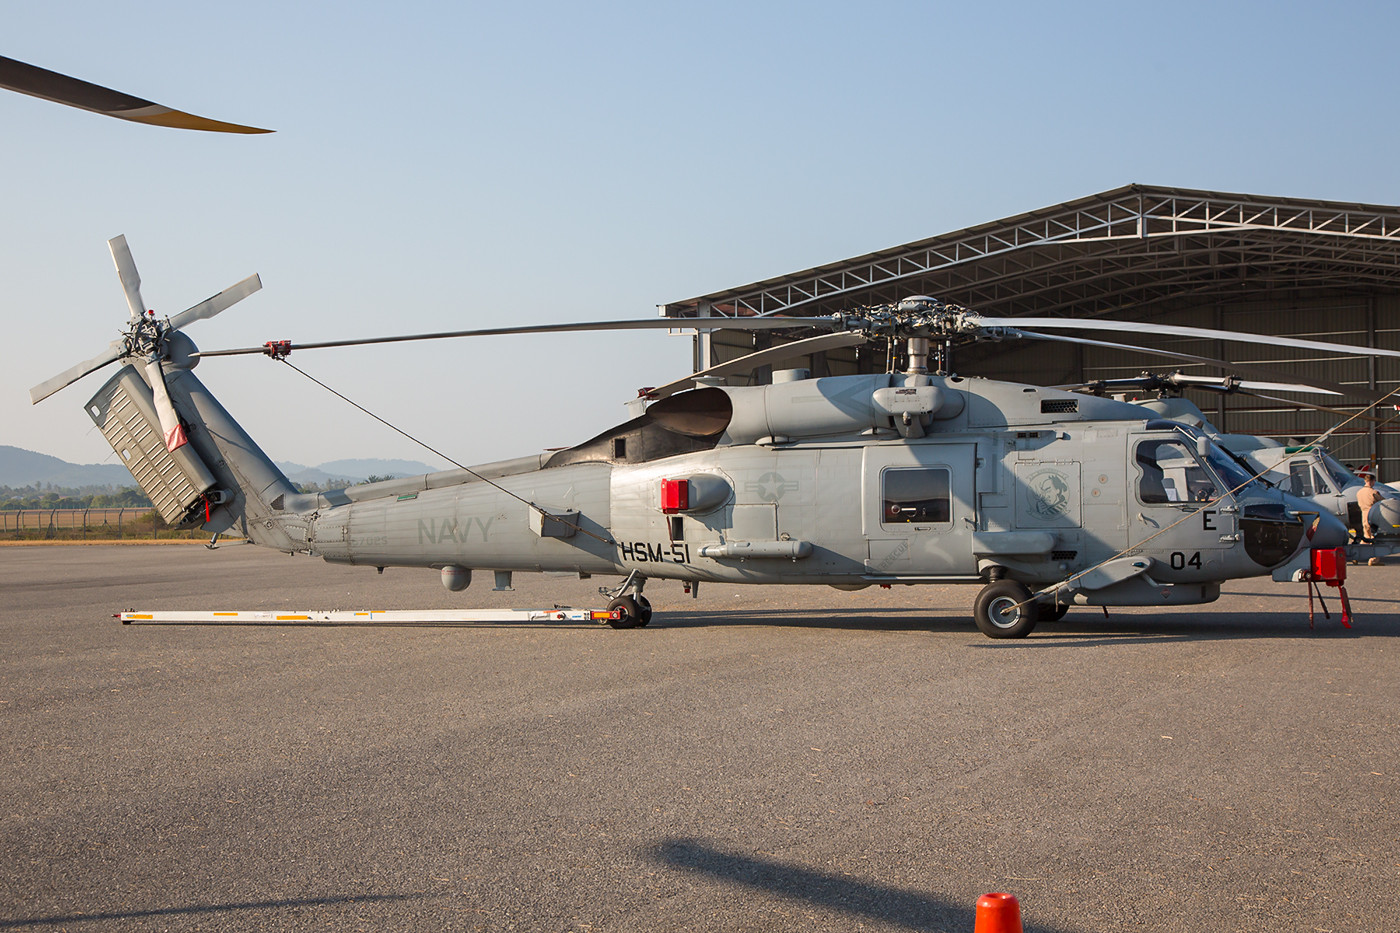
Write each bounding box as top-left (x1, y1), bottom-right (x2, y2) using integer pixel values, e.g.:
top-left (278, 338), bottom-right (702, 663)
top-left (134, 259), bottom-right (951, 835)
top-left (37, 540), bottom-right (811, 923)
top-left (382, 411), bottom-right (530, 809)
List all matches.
top-left (832, 296), bottom-right (993, 341)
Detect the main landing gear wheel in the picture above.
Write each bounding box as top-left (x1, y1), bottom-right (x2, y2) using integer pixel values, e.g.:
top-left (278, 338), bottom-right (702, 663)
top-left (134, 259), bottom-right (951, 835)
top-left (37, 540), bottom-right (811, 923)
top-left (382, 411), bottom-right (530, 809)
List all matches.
top-left (973, 580), bottom-right (1040, 639)
top-left (607, 595), bottom-right (651, 629)
top-left (1039, 601), bottom-right (1070, 622)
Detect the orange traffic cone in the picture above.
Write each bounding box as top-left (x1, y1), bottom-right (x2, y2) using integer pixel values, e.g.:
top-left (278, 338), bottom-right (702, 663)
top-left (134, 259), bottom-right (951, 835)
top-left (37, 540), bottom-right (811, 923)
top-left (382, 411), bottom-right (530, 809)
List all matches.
top-left (974, 892), bottom-right (1022, 933)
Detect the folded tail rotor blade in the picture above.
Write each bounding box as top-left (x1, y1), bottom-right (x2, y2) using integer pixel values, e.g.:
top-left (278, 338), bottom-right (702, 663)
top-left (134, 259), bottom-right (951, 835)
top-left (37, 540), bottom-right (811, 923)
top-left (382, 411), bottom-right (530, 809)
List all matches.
top-left (144, 359), bottom-right (188, 450)
top-left (29, 339), bottom-right (126, 404)
top-left (108, 235), bottom-right (147, 322)
top-left (168, 274), bottom-right (262, 331)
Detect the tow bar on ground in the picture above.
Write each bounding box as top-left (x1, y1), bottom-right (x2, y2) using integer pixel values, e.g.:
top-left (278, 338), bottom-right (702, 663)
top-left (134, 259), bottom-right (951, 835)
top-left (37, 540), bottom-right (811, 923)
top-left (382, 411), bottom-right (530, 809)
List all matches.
top-left (116, 607), bottom-right (624, 625)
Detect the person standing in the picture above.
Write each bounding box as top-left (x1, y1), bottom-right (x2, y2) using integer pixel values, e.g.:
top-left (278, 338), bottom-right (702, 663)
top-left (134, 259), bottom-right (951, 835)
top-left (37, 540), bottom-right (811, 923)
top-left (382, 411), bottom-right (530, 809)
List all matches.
top-left (1356, 471), bottom-right (1383, 541)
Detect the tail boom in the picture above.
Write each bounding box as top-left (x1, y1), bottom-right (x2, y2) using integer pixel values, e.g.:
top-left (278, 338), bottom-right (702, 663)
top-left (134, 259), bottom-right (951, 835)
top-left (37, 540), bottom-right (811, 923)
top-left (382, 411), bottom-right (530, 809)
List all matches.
top-left (87, 362), bottom-right (304, 551)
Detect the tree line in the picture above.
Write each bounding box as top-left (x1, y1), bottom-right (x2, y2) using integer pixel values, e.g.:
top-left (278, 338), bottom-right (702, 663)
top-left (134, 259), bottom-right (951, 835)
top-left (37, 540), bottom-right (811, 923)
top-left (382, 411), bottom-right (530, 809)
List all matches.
top-left (0, 485), bottom-right (152, 510)
top-left (0, 475), bottom-right (398, 511)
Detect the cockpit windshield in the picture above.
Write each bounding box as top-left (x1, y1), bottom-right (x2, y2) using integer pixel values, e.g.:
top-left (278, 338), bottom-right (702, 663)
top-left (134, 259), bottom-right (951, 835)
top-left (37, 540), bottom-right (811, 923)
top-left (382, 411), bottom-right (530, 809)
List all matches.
top-left (1137, 423), bottom-right (1259, 502)
top-left (1320, 452), bottom-right (1358, 489)
top-left (1202, 441), bottom-right (1258, 492)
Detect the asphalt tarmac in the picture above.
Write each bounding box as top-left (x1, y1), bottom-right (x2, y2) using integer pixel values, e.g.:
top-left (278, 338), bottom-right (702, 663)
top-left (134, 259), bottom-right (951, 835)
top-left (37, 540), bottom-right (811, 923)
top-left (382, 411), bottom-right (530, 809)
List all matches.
top-left (2, 543), bottom-right (1397, 932)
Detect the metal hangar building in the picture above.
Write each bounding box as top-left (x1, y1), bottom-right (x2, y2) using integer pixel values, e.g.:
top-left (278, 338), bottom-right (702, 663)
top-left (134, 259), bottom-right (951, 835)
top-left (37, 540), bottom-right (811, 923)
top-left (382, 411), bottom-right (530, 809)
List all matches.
top-left (660, 183), bottom-right (1400, 478)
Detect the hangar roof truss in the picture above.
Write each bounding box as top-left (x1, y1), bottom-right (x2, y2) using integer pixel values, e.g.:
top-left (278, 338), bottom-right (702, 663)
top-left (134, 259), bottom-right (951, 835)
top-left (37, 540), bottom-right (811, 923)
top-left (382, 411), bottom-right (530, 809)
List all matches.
top-left (661, 184), bottom-right (1400, 323)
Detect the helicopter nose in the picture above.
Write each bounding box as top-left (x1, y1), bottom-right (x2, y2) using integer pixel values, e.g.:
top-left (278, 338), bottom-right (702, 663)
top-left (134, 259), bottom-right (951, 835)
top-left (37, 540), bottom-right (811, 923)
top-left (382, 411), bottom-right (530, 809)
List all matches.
top-left (1305, 508), bottom-right (1349, 550)
top-left (1239, 495), bottom-right (1348, 568)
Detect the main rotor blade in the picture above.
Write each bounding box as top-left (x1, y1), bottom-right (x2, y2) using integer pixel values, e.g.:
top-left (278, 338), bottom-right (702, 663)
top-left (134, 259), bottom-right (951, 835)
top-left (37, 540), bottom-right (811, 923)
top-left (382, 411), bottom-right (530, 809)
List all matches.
top-left (109, 235), bottom-right (146, 322)
top-left (1059, 373), bottom-right (1339, 397)
top-left (986, 316), bottom-right (1400, 361)
top-left (1235, 389), bottom-right (1392, 424)
top-left (1013, 329), bottom-right (1363, 399)
top-left (649, 331), bottom-right (871, 399)
top-left (196, 315), bottom-right (832, 358)
top-left (1232, 380), bottom-right (1340, 396)
top-left (167, 274), bottom-right (262, 331)
top-left (29, 339), bottom-right (125, 404)
top-left (0, 54), bottom-right (273, 134)
top-left (1111, 372), bottom-right (1341, 396)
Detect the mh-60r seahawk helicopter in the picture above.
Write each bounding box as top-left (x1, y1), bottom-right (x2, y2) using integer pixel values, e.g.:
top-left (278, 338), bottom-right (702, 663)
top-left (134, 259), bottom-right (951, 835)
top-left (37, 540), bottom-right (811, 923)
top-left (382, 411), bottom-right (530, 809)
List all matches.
top-left (37, 238), bottom-right (1400, 637)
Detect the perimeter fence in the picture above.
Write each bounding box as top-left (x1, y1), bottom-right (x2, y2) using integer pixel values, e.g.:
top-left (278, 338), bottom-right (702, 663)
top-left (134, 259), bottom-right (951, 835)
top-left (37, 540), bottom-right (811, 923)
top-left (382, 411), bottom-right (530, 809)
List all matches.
top-left (0, 508), bottom-right (207, 541)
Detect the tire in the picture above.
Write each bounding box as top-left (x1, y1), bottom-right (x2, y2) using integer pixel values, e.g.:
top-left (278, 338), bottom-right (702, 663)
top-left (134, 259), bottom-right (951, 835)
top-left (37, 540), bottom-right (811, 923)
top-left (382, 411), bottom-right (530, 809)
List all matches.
top-left (607, 595), bottom-right (645, 629)
top-left (973, 580), bottom-right (1039, 638)
top-left (634, 595), bottom-right (653, 627)
top-left (1039, 601), bottom-right (1069, 622)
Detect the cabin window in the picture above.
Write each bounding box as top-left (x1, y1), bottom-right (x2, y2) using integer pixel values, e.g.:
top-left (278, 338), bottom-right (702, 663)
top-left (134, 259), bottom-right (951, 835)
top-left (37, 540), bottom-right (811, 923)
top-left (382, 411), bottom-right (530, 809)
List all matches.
top-left (1282, 461), bottom-right (1314, 496)
top-left (881, 467), bottom-right (951, 524)
top-left (1135, 439), bottom-right (1219, 504)
top-left (1282, 461), bottom-right (1332, 497)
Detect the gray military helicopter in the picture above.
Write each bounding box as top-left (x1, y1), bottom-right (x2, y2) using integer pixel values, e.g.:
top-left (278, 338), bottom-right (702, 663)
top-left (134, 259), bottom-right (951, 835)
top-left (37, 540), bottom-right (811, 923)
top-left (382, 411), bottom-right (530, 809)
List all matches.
top-left (35, 238), bottom-right (1400, 638)
top-left (1071, 372), bottom-right (1400, 545)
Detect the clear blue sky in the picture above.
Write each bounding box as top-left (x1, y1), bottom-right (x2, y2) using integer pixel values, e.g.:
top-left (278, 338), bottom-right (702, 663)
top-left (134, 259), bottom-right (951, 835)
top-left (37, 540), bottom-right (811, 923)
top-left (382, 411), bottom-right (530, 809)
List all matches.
top-left (7, 1), bottom-right (1400, 469)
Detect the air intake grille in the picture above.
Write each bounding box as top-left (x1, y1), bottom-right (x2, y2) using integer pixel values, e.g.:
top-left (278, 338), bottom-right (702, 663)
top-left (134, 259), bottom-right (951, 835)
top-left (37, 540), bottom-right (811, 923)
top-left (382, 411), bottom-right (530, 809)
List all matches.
top-left (1041, 399), bottom-right (1079, 414)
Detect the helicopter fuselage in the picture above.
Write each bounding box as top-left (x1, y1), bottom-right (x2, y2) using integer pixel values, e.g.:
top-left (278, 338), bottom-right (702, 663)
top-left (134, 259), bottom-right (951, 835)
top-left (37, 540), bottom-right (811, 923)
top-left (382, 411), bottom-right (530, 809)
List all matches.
top-left (278, 370), bottom-right (1336, 619)
top-left (43, 239), bottom-right (1361, 637)
top-left (309, 428), bottom-right (1286, 586)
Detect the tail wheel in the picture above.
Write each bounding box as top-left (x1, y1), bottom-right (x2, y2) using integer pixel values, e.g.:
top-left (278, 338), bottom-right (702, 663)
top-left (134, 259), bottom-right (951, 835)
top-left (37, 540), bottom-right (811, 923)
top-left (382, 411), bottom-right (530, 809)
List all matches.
top-left (973, 580), bottom-right (1039, 638)
top-left (607, 595), bottom-right (646, 629)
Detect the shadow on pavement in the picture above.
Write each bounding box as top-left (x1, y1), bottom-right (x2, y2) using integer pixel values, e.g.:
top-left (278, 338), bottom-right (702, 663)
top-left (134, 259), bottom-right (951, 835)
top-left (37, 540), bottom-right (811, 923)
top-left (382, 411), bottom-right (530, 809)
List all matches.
top-left (0, 893), bottom-right (418, 929)
top-left (649, 837), bottom-right (1070, 933)
top-left (652, 606), bottom-right (1397, 642)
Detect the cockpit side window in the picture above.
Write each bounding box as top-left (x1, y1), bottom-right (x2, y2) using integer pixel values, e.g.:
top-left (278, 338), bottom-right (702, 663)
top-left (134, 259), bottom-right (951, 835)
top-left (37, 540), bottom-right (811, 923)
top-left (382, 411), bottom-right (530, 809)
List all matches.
top-left (1283, 460), bottom-right (1333, 497)
top-left (1286, 461), bottom-right (1315, 497)
top-left (1135, 439), bottom-right (1220, 504)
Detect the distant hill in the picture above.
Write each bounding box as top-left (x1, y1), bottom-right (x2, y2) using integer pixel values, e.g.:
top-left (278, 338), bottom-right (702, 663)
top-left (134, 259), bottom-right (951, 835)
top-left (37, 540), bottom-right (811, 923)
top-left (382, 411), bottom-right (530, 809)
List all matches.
top-left (0, 446), bottom-right (134, 488)
top-left (1, 445), bottom-right (443, 491)
top-left (275, 459), bottom-right (444, 487)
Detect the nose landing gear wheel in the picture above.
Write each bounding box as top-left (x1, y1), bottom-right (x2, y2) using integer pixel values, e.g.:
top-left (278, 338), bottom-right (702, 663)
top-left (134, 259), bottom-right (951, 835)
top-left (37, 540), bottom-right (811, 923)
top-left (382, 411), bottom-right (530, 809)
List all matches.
top-left (973, 580), bottom-right (1039, 638)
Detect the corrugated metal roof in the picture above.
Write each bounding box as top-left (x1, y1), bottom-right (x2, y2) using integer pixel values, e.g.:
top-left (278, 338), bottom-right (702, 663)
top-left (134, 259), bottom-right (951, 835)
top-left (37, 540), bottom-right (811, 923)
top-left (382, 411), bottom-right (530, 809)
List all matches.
top-left (662, 183), bottom-right (1400, 321)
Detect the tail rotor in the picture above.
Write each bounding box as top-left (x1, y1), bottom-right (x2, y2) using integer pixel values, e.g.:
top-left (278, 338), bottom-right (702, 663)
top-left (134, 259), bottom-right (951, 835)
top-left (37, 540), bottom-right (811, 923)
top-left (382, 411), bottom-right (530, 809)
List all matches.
top-left (28, 236), bottom-right (262, 453)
